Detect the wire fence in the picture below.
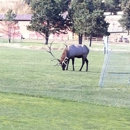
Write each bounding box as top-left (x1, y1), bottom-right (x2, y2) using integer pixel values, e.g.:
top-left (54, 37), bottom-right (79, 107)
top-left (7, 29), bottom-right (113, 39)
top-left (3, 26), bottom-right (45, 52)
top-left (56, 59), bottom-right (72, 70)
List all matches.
top-left (99, 50), bottom-right (130, 88)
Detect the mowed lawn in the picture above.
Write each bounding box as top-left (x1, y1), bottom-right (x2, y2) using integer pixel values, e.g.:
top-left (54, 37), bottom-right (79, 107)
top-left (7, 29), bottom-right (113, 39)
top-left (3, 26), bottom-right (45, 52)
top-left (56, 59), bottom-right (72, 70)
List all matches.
top-left (1, 93), bottom-right (130, 130)
top-left (0, 44), bottom-right (130, 130)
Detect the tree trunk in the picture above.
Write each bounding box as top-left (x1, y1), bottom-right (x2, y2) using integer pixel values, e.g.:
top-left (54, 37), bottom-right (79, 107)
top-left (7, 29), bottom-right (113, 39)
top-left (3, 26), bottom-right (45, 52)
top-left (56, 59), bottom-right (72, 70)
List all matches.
top-left (8, 37), bottom-right (11, 43)
top-left (8, 30), bottom-right (11, 43)
top-left (45, 33), bottom-right (49, 45)
top-left (128, 30), bottom-right (129, 35)
top-left (78, 33), bottom-right (83, 44)
top-left (45, 21), bottom-right (50, 45)
top-left (8, 35), bottom-right (11, 43)
top-left (45, 36), bottom-right (49, 45)
top-left (89, 35), bottom-right (92, 47)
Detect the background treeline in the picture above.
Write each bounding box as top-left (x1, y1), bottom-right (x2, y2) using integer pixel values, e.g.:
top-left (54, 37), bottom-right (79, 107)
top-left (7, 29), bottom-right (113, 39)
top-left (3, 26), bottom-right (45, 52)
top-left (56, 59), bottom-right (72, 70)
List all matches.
top-left (0, 0), bottom-right (130, 15)
top-left (23, 0), bottom-right (130, 14)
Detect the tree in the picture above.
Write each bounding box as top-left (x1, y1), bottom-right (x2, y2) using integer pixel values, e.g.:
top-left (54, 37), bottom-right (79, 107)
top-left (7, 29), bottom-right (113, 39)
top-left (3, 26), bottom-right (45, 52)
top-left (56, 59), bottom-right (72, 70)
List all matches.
top-left (68, 1), bottom-right (89, 44)
top-left (119, 1), bottom-right (130, 35)
top-left (85, 10), bottom-right (110, 46)
top-left (27, 0), bottom-right (71, 44)
top-left (0, 9), bottom-right (20, 43)
top-left (86, 0), bottom-right (94, 13)
top-left (68, 0), bottom-right (109, 45)
top-left (93, 0), bottom-right (105, 11)
top-left (120, 0), bottom-right (129, 10)
top-left (105, 0), bottom-right (121, 14)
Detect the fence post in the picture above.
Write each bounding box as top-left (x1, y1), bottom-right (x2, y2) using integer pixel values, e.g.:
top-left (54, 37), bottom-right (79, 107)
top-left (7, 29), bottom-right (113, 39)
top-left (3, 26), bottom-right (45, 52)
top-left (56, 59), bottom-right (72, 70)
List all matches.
top-left (103, 36), bottom-right (108, 54)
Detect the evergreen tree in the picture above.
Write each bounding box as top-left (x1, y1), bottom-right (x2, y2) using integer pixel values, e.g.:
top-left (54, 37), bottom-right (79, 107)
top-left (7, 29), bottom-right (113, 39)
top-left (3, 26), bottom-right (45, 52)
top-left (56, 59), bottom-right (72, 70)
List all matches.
top-left (69, 1), bottom-right (89, 44)
top-left (68, 0), bottom-right (109, 45)
top-left (120, 0), bottom-right (129, 10)
top-left (85, 10), bottom-right (110, 46)
top-left (93, 0), bottom-right (105, 11)
top-left (119, 1), bottom-right (130, 35)
top-left (86, 0), bottom-right (94, 13)
top-left (105, 0), bottom-right (121, 14)
top-left (27, 0), bottom-right (70, 44)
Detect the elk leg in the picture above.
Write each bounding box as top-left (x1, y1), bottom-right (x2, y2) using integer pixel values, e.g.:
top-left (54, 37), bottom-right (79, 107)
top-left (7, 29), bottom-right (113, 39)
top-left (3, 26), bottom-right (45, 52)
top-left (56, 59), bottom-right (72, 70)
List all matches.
top-left (79, 58), bottom-right (85, 71)
top-left (85, 58), bottom-right (88, 71)
top-left (72, 58), bottom-right (75, 71)
top-left (66, 59), bottom-right (70, 70)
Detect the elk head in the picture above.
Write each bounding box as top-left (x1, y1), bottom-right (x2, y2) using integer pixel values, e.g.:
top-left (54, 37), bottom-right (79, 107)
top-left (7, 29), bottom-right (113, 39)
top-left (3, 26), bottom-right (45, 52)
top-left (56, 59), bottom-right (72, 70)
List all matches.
top-left (47, 42), bottom-right (69, 70)
top-left (47, 42), bottom-right (68, 70)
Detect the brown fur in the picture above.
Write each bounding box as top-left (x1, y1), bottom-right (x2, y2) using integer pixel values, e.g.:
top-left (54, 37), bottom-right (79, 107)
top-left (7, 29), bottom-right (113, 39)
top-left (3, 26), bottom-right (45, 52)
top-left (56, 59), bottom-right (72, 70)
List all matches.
top-left (60, 48), bottom-right (67, 63)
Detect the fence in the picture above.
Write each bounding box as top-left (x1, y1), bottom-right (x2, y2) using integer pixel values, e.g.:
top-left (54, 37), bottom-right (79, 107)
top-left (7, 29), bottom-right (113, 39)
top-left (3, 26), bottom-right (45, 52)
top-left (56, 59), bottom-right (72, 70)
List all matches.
top-left (99, 50), bottom-right (130, 88)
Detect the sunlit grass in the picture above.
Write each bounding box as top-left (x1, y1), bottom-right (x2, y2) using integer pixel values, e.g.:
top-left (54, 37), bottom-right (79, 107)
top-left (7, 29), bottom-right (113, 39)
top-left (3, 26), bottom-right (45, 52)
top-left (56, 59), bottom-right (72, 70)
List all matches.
top-left (1, 93), bottom-right (130, 130)
top-left (0, 44), bottom-right (130, 129)
top-left (0, 46), bottom-right (130, 107)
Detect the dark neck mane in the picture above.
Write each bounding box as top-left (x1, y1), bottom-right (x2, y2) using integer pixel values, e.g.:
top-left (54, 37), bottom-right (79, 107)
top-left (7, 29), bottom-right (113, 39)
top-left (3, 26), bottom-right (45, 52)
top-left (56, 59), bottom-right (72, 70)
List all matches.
top-left (60, 48), bottom-right (67, 63)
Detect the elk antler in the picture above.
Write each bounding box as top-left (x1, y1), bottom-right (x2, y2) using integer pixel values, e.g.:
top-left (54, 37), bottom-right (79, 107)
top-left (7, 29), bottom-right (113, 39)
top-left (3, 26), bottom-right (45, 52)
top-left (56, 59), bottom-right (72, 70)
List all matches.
top-left (46, 41), bottom-right (60, 62)
top-left (62, 39), bottom-right (68, 48)
top-left (54, 63), bottom-right (60, 66)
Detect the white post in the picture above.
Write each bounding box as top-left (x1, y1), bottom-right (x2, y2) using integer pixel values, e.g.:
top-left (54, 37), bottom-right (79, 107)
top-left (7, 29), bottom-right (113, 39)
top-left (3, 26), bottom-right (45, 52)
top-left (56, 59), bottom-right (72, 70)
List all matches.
top-left (103, 36), bottom-right (108, 54)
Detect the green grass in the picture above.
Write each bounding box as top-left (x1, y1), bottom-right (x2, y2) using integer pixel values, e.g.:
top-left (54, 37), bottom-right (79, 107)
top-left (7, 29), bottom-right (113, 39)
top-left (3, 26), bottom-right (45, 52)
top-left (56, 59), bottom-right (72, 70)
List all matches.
top-left (1, 93), bottom-right (130, 130)
top-left (0, 47), bottom-right (103, 102)
top-left (0, 42), bottom-right (130, 129)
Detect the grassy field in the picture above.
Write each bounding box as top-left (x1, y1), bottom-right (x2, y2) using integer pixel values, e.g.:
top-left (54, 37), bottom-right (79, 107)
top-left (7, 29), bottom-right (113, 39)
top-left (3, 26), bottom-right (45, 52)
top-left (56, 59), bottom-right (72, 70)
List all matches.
top-left (1, 93), bottom-right (130, 130)
top-left (0, 41), bottom-right (130, 129)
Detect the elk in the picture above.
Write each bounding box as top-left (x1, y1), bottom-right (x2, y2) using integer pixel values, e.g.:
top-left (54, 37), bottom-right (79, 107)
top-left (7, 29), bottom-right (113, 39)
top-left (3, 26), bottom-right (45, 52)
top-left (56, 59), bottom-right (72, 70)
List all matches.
top-left (47, 43), bottom-right (89, 71)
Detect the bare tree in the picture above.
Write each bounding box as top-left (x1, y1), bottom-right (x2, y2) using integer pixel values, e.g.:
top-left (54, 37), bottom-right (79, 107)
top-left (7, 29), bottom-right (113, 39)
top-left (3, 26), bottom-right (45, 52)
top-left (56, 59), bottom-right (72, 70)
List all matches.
top-left (0, 9), bottom-right (20, 43)
top-left (0, 21), bottom-right (20, 43)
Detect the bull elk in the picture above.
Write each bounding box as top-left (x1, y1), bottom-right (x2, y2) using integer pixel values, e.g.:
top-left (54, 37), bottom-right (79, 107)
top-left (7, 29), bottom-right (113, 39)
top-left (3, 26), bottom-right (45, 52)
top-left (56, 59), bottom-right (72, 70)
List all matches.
top-left (47, 43), bottom-right (89, 71)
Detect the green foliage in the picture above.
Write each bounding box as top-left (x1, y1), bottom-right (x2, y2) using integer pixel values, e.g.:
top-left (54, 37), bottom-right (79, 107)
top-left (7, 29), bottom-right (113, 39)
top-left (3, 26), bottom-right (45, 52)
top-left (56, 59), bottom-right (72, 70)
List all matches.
top-left (120, 0), bottom-right (129, 10)
top-left (4, 9), bottom-right (16, 21)
top-left (119, 1), bottom-right (130, 35)
top-left (27, 0), bottom-right (70, 44)
top-left (93, 0), bottom-right (105, 10)
top-left (69, 0), bottom-right (109, 45)
top-left (86, 10), bottom-right (110, 36)
top-left (70, 1), bottom-right (89, 34)
top-left (86, 0), bottom-right (94, 13)
top-left (101, 0), bottom-right (130, 13)
top-left (69, 0), bottom-right (90, 44)
top-left (105, 0), bottom-right (121, 14)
